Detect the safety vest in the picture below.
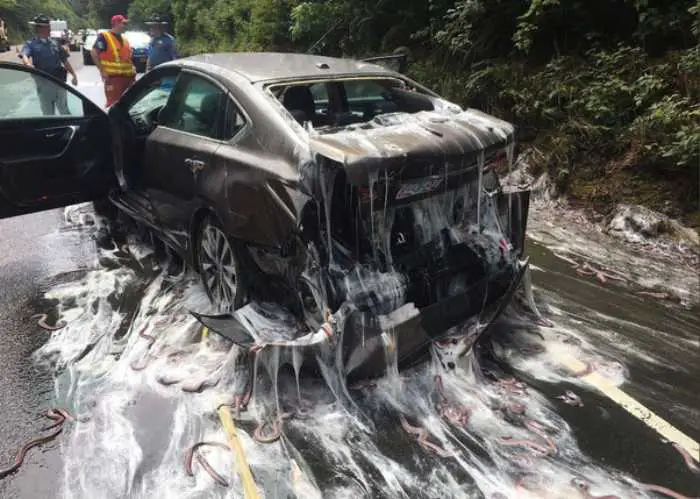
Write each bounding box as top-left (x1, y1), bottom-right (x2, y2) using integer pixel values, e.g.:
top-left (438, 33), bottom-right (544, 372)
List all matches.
top-left (99, 31), bottom-right (135, 77)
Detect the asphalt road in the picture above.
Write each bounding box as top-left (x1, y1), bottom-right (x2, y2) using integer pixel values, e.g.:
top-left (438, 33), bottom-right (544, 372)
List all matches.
top-left (0, 209), bottom-right (97, 498)
top-left (1, 209), bottom-right (698, 498)
top-left (0, 52), bottom-right (698, 497)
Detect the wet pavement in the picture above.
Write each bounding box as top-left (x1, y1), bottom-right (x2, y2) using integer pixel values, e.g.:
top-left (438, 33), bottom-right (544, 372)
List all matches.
top-left (0, 209), bottom-right (95, 498)
top-left (0, 201), bottom-right (697, 498)
top-left (0, 59), bottom-right (699, 498)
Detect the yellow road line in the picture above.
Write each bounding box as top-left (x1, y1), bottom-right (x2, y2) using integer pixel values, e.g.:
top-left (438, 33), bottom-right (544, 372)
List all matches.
top-left (218, 405), bottom-right (260, 499)
top-left (556, 352), bottom-right (699, 460)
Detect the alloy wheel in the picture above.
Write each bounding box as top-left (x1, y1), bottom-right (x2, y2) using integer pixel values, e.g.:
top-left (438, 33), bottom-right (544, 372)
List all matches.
top-left (198, 222), bottom-right (239, 313)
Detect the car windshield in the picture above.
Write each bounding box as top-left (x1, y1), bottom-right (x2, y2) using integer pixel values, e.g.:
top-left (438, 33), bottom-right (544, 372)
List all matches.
top-left (129, 76), bottom-right (176, 116)
top-left (269, 77), bottom-right (435, 130)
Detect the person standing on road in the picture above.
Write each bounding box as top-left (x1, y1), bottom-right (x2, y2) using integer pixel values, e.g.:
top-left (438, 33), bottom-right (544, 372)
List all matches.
top-left (19, 14), bottom-right (78, 116)
top-left (145, 14), bottom-right (178, 72)
top-left (91, 14), bottom-right (136, 107)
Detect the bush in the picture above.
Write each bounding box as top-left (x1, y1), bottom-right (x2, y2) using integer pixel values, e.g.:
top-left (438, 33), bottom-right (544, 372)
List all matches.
top-left (631, 95), bottom-right (700, 168)
top-left (410, 42), bottom-right (698, 208)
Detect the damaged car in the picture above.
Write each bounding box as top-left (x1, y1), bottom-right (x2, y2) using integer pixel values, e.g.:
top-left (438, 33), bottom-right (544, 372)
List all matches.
top-left (0, 53), bottom-right (532, 381)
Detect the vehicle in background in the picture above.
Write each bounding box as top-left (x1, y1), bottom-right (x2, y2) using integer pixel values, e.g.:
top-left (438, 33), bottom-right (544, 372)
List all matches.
top-left (49, 20), bottom-right (69, 48)
top-left (50, 20), bottom-right (67, 32)
top-left (69, 31), bottom-right (82, 52)
top-left (0, 18), bottom-right (10, 53)
top-left (82, 28), bottom-right (97, 41)
top-left (82, 29), bottom-right (104, 65)
top-left (0, 53), bottom-right (530, 381)
top-left (124, 31), bottom-right (150, 73)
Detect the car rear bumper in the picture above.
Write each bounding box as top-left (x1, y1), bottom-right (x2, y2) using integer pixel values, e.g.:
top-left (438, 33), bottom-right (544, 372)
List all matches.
top-left (341, 261), bottom-right (526, 381)
top-left (189, 260), bottom-right (526, 382)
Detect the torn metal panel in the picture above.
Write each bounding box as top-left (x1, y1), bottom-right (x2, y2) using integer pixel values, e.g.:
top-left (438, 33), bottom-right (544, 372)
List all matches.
top-left (308, 110), bottom-right (515, 186)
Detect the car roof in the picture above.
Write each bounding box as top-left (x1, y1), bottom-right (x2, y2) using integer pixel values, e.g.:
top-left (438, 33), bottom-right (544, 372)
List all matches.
top-left (181, 52), bottom-right (399, 83)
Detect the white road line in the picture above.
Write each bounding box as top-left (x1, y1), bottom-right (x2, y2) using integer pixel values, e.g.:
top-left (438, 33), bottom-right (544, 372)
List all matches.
top-left (555, 351), bottom-right (700, 461)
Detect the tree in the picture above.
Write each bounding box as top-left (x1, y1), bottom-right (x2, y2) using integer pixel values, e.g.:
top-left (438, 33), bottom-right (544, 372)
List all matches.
top-left (128, 0), bottom-right (172, 27)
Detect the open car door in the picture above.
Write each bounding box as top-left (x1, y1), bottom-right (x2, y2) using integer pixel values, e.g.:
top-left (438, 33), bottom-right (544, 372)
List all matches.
top-left (362, 53), bottom-right (409, 73)
top-left (0, 62), bottom-right (116, 219)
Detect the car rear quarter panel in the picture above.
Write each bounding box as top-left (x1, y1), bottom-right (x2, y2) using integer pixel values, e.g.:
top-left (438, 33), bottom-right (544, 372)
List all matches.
top-left (200, 66), bottom-right (314, 248)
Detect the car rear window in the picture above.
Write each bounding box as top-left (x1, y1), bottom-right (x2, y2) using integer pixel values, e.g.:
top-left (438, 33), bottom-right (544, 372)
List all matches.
top-left (270, 77), bottom-right (435, 129)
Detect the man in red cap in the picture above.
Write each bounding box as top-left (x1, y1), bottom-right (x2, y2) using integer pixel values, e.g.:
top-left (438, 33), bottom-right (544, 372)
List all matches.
top-left (90, 14), bottom-right (136, 107)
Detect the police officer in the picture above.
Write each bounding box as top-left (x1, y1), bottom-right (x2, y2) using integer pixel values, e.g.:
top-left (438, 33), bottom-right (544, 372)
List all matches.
top-left (20, 14), bottom-right (78, 116)
top-left (145, 14), bottom-right (178, 72)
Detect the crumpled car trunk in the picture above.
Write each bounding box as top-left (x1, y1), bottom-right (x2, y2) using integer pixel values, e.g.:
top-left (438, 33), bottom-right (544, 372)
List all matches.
top-left (307, 109), bottom-right (514, 186)
top-left (294, 108), bottom-right (530, 379)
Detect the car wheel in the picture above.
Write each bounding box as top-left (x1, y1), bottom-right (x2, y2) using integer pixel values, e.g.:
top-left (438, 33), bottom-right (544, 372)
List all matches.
top-left (197, 216), bottom-right (246, 313)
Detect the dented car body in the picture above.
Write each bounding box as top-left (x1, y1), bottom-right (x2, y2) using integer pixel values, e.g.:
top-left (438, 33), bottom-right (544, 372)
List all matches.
top-left (0, 53), bottom-right (531, 381)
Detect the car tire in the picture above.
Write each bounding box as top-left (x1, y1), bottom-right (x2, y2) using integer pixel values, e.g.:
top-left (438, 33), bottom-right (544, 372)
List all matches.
top-left (196, 216), bottom-right (247, 313)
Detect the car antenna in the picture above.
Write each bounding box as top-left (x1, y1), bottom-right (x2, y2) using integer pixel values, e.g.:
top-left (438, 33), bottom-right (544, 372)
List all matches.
top-left (306, 18), bottom-right (343, 54)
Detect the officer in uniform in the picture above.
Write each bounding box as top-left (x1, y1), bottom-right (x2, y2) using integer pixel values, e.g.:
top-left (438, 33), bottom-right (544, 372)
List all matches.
top-left (145, 14), bottom-right (178, 72)
top-left (19, 14), bottom-right (78, 115)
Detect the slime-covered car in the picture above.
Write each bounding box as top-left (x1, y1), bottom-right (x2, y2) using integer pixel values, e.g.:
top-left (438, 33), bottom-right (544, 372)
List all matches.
top-left (0, 53), bottom-right (532, 381)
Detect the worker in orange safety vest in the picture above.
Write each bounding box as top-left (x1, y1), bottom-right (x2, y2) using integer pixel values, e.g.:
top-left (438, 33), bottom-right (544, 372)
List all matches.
top-left (90, 14), bottom-right (136, 107)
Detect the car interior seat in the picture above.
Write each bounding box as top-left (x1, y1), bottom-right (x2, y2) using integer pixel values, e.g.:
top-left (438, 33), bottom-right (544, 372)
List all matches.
top-left (198, 93), bottom-right (222, 138)
top-left (282, 86), bottom-right (316, 125)
top-left (363, 100), bottom-right (399, 121)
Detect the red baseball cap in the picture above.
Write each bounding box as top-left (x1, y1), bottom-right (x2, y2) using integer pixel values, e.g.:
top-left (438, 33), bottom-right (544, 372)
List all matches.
top-left (111, 15), bottom-right (128, 26)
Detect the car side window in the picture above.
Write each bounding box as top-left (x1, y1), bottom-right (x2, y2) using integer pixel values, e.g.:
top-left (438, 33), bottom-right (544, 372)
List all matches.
top-left (128, 75), bottom-right (176, 118)
top-left (159, 74), bottom-right (227, 140)
top-left (343, 80), bottom-right (387, 103)
top-left (223, 98), bottom-right (247, 140)
top-left (0, 66), bottom-right (84, 120)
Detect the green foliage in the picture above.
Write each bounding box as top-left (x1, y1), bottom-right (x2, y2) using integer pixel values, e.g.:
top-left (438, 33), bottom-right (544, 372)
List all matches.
top-left (433, 0), bottom-right (522, 59)
top-left (2, 0), bottom-right (698, 218)
top-left (631, 95), bottom-right (700, 168)
top-left (81, 0), bottom-right (131, 27)
top-left (168, 0), bottom-right (294, 54)
top-left (691, 0), bottom-right (700, 37)
top-left (0, 0), bottom-right (84, 42)
top-left (127, 0), bottom-right (172, 27)
top-left (410, 42), bottom-right (698, 196)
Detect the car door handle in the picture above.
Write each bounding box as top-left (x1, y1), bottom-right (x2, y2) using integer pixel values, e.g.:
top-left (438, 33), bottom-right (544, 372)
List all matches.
top-left (184, 158), bottom-right (206, 173)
